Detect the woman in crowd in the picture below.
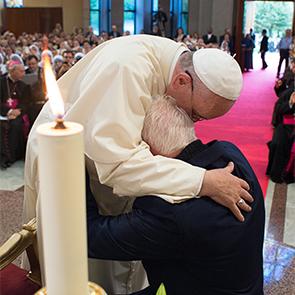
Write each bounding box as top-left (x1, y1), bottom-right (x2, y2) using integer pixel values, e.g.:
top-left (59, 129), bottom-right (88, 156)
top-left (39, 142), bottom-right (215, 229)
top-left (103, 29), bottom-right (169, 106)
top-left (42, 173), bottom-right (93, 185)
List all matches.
top-left (174, 27), bottom-right (186, 43)
top-left (220, 33), bottom-right (231, 54)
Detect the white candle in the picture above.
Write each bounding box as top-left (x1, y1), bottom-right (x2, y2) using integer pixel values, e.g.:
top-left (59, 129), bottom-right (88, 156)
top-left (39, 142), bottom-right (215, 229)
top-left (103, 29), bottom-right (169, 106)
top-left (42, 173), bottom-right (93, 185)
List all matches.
top-left (37, 121), bottom-right (89, 295)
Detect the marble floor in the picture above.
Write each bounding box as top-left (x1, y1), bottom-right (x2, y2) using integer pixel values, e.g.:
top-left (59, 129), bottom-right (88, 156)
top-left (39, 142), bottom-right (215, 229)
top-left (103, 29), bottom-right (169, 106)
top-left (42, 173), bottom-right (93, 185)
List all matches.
top-left (0, 160), bottom-right (24, 191)
top-left (0, 160), bottom-right (295, 294)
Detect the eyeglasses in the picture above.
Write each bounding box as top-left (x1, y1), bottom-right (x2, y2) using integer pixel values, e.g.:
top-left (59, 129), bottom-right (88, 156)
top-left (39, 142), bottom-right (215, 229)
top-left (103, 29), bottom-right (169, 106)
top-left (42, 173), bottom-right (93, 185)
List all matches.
top-left (184, 70), bottom-right (196, 121)
top-left (184, 70), bottom-right (208, 122)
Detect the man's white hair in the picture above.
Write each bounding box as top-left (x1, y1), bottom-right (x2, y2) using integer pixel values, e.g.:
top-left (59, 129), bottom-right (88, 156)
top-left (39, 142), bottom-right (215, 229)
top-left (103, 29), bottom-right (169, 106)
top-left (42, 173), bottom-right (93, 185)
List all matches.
top-left (142, 95), bottom-right (196, 157)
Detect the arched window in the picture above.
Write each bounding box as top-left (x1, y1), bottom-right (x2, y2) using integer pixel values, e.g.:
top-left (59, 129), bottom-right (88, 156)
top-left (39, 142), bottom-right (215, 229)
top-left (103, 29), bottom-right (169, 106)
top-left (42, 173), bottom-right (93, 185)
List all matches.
top-left (90, 0), bottom-right (101, 35)
top-left (124, 0), bottom-right (136, 34)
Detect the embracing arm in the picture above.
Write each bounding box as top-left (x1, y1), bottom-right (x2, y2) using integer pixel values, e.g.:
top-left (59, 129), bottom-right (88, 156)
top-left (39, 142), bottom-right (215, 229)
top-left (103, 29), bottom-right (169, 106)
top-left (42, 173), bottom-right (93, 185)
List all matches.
top-left (64, 54), bottom-right (252, 220)
top-left (86, 173), bottom-right (180, 260)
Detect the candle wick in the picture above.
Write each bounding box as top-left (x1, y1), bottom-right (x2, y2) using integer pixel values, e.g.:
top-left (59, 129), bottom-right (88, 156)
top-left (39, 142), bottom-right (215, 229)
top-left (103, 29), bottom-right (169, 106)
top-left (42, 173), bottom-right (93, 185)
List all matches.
top-left (54, 117), bottom-right (66, 129)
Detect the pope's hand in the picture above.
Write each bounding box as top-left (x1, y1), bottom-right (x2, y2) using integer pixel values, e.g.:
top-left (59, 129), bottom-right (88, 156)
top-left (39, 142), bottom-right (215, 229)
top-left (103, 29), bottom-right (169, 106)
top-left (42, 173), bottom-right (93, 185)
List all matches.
top-left (199, 162), bottom-right (253, 222)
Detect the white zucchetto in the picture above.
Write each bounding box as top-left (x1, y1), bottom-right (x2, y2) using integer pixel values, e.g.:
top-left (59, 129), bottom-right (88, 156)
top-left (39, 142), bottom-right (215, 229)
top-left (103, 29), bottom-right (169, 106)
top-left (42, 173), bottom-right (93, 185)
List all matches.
top-left (193, 49), bottom-right (243, 101)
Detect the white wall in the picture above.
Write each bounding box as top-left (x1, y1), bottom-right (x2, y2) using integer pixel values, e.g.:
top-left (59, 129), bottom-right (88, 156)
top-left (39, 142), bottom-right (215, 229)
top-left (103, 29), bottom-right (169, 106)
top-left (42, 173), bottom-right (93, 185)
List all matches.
top-left (212, 0), bottom-right (234, 36)
top-left (189, 0), bottom-right (234, 37)
top-left (24, 0), bottom-right (83, 33)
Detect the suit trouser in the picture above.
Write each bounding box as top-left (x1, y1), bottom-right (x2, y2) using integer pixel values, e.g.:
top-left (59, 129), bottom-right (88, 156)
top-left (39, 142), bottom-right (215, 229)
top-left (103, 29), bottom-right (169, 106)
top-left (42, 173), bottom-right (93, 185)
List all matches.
top-left (261, 51), bottom-right (267, 68)
top-left (277, 49), bottom-right (289, 76)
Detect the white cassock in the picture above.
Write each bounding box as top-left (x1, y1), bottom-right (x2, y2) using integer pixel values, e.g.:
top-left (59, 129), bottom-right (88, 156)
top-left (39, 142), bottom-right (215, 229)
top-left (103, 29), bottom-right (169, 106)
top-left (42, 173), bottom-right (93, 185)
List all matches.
top-left (23, 35), bottom-right (205, 294)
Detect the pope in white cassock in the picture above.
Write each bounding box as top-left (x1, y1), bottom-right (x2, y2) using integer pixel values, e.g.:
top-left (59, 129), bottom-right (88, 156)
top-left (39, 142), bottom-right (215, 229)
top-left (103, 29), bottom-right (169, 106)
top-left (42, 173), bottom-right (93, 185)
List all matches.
top-left (23, 35), bottom-right (252, 294)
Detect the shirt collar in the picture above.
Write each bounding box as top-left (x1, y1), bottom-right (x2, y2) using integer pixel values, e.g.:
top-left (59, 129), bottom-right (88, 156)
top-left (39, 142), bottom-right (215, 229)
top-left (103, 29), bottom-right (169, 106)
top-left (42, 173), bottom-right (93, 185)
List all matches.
top-left (176, 140), bottom-right (208, 161)
top-left (8, 74), bottom-right (17, 83)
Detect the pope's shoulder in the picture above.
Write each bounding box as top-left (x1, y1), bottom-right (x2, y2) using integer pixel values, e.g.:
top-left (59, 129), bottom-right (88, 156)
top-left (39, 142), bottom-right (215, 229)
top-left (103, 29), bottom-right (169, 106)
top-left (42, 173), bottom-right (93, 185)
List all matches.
top-left (107, 34), bottom-right (177, 46)
top-left (84, 35), bottom-right (180, 69)
top-left (92, 35), bottom-right (180, 59)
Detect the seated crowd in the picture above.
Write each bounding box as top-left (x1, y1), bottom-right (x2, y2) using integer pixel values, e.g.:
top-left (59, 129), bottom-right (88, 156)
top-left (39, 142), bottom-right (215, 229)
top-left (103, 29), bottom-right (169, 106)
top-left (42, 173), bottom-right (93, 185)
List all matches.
top-left (172, 27), bottom-right (234, 54)
top-left (0, 24), bottom-right (235, 169)
top-left (267, 57), bottom-right (295, 183)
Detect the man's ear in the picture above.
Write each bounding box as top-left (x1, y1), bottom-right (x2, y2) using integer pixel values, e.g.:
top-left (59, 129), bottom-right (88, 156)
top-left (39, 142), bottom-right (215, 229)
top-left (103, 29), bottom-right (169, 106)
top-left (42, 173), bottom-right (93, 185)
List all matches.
top-left (170, 72), bottom-right (192, 90)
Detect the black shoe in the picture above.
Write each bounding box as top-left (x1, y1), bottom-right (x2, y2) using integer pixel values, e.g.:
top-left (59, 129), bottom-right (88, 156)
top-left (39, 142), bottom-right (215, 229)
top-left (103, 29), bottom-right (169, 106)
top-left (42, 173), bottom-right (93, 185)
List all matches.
top-left (1, 161), bottom-right (12, 169)
top-left (1, 164), bottom-right (7, 170)
top-left (1, 162), bottom-right (8, 169)
top-left (270, 175), bottom-right (284, 183)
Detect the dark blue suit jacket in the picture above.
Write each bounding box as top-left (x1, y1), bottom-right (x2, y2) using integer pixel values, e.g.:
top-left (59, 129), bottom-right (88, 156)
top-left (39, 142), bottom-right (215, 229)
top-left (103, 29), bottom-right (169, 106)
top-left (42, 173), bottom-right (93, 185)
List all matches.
top-left (87, 140), bottom-right (265, 295)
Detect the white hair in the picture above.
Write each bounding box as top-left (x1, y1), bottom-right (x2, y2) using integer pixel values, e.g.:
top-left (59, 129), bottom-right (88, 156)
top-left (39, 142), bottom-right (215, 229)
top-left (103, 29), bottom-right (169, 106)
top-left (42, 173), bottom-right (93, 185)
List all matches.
top-left (142, 95), bottom-right (196, 157)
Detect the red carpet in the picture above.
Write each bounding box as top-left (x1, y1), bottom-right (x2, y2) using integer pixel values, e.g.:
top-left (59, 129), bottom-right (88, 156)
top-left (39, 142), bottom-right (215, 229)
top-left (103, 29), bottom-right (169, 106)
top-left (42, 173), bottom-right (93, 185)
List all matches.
top-left (195, 63), bottom-right (278, 195)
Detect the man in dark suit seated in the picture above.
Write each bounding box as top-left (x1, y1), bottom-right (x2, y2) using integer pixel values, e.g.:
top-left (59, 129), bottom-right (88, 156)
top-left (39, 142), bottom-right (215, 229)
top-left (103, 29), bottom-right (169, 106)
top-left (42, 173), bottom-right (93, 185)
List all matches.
top-left (267, 89), bottom-right (295, 183)
top-left (202, 28), bottom-right (218, 46)
top-left (274, 58), bottom-right (295, 98)
top-left (109, 24), bottom-right (122, 38)
top-left (87, 96), bottom-right (265, 295)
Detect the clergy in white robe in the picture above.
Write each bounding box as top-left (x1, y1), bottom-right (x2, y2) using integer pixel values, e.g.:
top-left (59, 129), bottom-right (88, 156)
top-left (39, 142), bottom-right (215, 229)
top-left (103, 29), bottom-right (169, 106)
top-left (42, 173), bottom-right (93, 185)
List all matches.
top-left (23, 35), bottom-right (247, 294)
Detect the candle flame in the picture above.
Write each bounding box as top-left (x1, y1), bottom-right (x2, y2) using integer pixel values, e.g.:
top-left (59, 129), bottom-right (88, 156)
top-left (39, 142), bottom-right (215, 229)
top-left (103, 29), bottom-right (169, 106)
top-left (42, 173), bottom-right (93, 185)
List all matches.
top-left (43, 52), bottom-right (64, 118)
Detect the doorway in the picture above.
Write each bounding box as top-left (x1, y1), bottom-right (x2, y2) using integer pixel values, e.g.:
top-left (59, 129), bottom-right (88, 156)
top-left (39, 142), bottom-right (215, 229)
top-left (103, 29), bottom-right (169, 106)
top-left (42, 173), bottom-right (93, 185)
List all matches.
top-left (242, 1), bottom-right (294, 70)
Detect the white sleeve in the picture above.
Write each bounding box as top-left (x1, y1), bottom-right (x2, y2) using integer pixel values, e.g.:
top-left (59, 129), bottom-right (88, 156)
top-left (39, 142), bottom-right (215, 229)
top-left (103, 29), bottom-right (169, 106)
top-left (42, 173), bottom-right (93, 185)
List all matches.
top-left (97, 145), bottom-right (205, 200)
top-left (70, 57), bottom-right (205, 201)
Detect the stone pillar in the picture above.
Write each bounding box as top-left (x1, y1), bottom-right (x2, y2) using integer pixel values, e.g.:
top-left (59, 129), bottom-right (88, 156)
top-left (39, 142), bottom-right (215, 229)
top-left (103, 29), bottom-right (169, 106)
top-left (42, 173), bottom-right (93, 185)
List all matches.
top-left (111, 0), bottom-right (123, 34)
top-left (198, 0), bottom-right (213, 37)
top-left (62, 0), bottom-right (83, 33)
top-left (212, 0), bottom-right (234, 38)
top-left (188, 0), bottom-right (200, 35)
top-left (159, 0), bottom-right (170, 37)
top-left (82, 0), bottom-right (89, 31)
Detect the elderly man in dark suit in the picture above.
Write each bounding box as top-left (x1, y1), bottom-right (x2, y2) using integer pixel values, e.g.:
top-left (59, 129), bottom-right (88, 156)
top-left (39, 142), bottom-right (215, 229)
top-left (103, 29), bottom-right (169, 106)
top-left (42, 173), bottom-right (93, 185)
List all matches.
top-left (87, 96), bottom-right (265, 295)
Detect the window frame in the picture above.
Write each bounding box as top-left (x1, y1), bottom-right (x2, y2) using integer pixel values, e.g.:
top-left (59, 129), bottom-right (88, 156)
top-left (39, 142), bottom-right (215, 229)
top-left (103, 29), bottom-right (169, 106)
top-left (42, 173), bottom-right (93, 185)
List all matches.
top-left (89, 0), bottom-right (101, 35)
top-left (180, 0), bottom-right (189, 34)
top-left (123, 0), bottom-right (136, 34)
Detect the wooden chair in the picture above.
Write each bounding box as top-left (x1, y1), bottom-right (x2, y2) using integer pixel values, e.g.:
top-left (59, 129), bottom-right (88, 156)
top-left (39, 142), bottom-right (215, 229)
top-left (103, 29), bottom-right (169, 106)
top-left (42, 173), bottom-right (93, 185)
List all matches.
top-left (0, 218), bottom-right (41, 295)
